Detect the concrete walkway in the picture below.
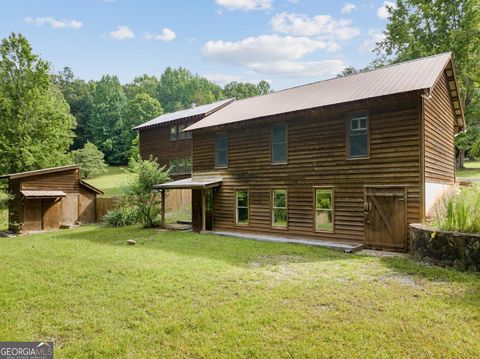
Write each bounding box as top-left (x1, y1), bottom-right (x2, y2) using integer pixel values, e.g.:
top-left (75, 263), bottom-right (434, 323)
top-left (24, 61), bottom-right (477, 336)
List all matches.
top-left (212, 231), bottom-right (364, 253)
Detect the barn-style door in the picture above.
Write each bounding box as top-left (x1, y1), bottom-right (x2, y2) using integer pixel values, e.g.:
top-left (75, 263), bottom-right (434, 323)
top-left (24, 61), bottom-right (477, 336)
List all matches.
top-left (364, 187), bottom-right (407, 250)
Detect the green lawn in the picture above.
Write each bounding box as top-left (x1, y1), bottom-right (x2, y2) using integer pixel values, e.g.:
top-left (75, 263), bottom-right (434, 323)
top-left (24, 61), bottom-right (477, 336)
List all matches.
top-left (457, 159), bottom-right (480, 178)
top-left (0, 226), bottom-right (479, 358)
top-left (84, 166), bottom-right (130, 196)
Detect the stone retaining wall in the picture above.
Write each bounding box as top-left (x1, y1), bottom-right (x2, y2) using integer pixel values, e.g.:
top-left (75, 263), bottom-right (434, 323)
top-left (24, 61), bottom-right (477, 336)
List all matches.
top-left (409, 224), bottom-right (480, 272)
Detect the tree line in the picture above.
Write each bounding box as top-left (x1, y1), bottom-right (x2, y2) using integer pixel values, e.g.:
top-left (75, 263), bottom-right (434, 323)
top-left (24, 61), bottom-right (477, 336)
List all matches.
top-left (0, 32), bottom-right (271, 175)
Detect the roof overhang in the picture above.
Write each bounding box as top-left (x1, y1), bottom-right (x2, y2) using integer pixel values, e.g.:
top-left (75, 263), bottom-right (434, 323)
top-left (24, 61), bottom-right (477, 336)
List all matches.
top-left (444, 61), bottom-right (465, 129)
top-left (0, 165), bottom-right (79, 180)
top-left (153, 177), bottom-right (223, 190)
top-left (80, 180), bottom-right (104, 195)
top-left (21, 190), bottom-right (66, 199)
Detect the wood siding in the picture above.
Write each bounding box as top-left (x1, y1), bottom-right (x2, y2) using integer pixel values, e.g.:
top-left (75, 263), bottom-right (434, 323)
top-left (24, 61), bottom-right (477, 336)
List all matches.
top-left (423, 72), bottom-right (456, 184)
top-left (139, 120), bottom-right (193, 180)
top-left (193, 93), bottom-right (422, 245)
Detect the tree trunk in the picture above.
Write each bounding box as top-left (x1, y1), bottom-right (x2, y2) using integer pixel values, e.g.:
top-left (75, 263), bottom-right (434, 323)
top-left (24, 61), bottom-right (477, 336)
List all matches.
top-left (456, 149), bottom-right (465, 169)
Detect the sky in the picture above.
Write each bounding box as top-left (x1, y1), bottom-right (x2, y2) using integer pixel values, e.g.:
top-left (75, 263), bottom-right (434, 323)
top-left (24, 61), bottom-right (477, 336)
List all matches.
top-left (0, 0), bottom-right (395, 90)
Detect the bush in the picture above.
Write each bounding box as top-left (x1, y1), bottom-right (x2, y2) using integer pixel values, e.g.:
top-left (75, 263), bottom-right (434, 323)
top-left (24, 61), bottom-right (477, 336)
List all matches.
top-left (433, 185), bottom-right (480, 233)
top-left (103, 206), bottom-right (140, 227)
top-left (122, 157), bottom-right (170, 228)
top-left (74, 142), bottom-right (107, 179)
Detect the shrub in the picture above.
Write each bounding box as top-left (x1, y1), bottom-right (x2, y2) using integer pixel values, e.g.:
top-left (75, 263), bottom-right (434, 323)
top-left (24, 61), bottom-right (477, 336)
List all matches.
top-left (103, 206), bottom-right (140, 227)
top-left (74, 142), bottom-right (107, 179)
top-left (433, 184), bottom-right (480, 233)
top-left (121, 157), bottom-right (170, 228)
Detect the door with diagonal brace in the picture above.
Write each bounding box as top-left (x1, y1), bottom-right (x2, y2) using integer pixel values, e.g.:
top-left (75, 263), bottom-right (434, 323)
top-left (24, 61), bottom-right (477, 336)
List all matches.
top-left (364, 187), bottom-right (407, 250)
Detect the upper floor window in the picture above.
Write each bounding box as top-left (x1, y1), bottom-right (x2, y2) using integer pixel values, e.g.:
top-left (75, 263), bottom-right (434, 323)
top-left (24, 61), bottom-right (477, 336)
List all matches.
top-left (170, 123), bottom-right (190, 141)
top-left (169, 158), bottom-right (191, 175)
top-left (272, 124), bottom-right (287, 164)
top-left (170, 125), bottom-right (177, 141)
top-left (215, 133), bottom-right (228, 168)
top-left (348, 113), bottom-right (369, 158)
top-left (178, 124), bottom-right (186, 140)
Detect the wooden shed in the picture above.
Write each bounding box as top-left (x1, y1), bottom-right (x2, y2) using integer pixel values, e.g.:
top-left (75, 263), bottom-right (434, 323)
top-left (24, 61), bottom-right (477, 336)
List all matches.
top-left (0, 165), bottom-right (103, 233)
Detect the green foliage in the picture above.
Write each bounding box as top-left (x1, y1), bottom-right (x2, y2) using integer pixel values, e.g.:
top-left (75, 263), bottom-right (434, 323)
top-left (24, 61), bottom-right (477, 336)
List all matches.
top-left (73, 142), bottom-right (107, 179)
top-left (156, 67), bottom-right (223, 112)
top-left (0, 33), bottom-right (76, 174)
top-left (52, 67), bottom-right (95, 150)
top-left (124, 74), bottom-right (159, 100)
top-left (433, 185), bottom-right (480, 233)
top-left (103, 206), bottom-right (140, 227)
top-left (223, 80), bottom-right (271, 99)
top-left (89, 75), bottom-right (129, 165)
top-left (125, 93), bottom-right (163, 129)
top-left (122, 157), bottom-right (170, 227)
top-left (375, 0), bottom-right (480, 156)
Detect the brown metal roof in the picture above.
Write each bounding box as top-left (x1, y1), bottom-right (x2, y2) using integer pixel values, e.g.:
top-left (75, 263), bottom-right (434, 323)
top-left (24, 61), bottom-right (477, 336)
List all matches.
top-left (0, 165), bottom-right (79, 180)
top-left (21, 190), bottom-right (66, 198)
top-left (187, 53), bottom-right (464, 131)
top-left (134, 98), bottom-right (235, 130)
top-left (153, 177), bottom-right (223, 190)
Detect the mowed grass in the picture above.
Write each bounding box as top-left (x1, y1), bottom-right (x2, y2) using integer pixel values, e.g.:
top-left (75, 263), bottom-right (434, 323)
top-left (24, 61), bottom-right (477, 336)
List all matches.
top-left (84, 166), bottom-right (130, 196)
top-left (0, 226), bottom-right (479, 358)
top-left (457, 159), bottom-right (480, 178)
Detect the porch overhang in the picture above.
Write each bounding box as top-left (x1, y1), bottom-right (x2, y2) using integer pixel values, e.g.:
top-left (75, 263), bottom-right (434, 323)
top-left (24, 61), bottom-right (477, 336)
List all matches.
top-left (153, 177), bottom-right (223, 190)
top-left (21, 190), bottom-right (66, 199)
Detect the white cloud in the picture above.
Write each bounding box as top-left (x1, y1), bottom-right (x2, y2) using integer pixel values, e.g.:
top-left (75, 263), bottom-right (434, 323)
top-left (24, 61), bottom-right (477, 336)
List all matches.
top-left (215, 0), bottom-right (273, 11)
top-left (377, 1), bottom-right (396, 20)
top-left (205, 73), bottom-right (242, 85)
top-left (202, 34), bottom-right (344, 77)
top-left (248, 59), bottom-right (346, 77)
top-left (359, 29), bottom-right (385, 52)
top-left (341, 3), bottom-right (357, 14)
top-left (24, 16), bottom-right (82, 29)
top-left (271, 12), bottom-right (360, 40)
top-left (144, 28), bottom-right (176, 42)
top-left (109, 26), bottom-right (135, 40)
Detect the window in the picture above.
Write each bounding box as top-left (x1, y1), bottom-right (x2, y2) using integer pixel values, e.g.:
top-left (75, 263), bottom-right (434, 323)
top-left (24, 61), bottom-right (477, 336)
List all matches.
top-left (315, 188), bottom-right (333, 231)
top-left (272, 189), bottom-right (287, 227)
top-left (236, 189), bottom-right (249, 225)
top-left (178, 124), bottom-right (186, 140)
top-left (348, 114), bottom-right (368, 158)
top-left (272, 124), bottom-right (287, 164)
top-left (178, 158), bottom-right (186, 174)
top-left (215, 133), bottom-right (228, 168)
top-left (170, 125), bottom-right (177, 141)
top-left (169, 159), bottom-right (177, 174)
top-left (185, 123), bottom-right (193, 139)
top-left (185, 158), bottom-right (192, 174)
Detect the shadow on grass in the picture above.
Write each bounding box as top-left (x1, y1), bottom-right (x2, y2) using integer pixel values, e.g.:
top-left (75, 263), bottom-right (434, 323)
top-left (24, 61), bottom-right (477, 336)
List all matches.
top-left (40, 224), bottom-right (365, 268)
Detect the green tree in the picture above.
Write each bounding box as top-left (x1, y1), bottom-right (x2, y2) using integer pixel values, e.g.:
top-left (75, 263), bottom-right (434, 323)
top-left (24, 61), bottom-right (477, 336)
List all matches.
top-left (0, 33), bottom-right (75, 174)
top-left (375, 0), bottom-right (480, 167)
top-left (73, 142), bottom-right (107, 179)
top-left (52, 67), bottom-right (95, 150)
top-left (156, 67), bottom-right (223, 112)
top-left (122, 157), bottom-right (170, 228)
top-left (124, 74), bottom-right (159, 100)
top-left (89, 75), bottom-right (128, 165)
top-left (223, 80), bottom-right (272, 99)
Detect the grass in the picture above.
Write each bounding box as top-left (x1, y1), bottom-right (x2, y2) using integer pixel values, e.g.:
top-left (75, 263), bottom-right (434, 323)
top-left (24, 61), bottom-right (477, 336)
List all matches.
top-left (457, 159), bottom-right (480, 178)
top-left (84, 166), bottom-right (130, 196)
top-left (0, 226), bottom-right (479, 358)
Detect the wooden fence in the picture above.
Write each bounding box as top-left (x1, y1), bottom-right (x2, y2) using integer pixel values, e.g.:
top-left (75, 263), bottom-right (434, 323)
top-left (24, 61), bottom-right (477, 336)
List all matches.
top-left (95, 189), bottom-right (191, 221)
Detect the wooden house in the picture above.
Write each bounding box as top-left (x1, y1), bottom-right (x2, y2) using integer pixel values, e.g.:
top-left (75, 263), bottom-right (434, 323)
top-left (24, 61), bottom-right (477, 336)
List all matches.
top-left (155, 53), bottom-right (464, 251)
top-left (0, 165), bottom-right (103, 233)
top-left (135, 98), bottom-right (234, 180)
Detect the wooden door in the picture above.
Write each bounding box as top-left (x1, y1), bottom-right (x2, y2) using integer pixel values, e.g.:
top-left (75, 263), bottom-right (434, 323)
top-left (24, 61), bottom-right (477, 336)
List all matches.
top-left (205, 189), bottom-right (214, 231)
top-left (42, 199), bottom-right (61, 230)
top-left (23, 199), bottom-right (42, 231)
top-left (364, 187), bottom-right (407, 250)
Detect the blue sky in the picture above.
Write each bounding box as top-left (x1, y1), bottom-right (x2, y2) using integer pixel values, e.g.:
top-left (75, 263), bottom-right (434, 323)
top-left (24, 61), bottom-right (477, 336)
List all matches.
top-left (0, 0), bottom-right (394, 90)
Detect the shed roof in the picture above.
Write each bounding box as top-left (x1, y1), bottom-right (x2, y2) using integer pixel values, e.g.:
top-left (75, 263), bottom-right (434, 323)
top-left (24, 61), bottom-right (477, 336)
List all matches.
top-left (21, 190), bottom-right (66, 198)
top-left (80, 180), bottom-right (104, 195)
top-left (0, 165), bottom-right (79, 180)
top-left (153, 177), bottom-right (223, 190)
top-left (187, 53), bottom-right (464, 131)
top-left (134, 98), bottom-right (235, 130)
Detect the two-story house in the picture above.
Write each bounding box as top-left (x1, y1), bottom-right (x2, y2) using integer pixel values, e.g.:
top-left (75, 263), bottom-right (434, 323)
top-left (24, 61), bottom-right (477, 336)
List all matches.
top-left (155, 53), bottom-right (464, 251)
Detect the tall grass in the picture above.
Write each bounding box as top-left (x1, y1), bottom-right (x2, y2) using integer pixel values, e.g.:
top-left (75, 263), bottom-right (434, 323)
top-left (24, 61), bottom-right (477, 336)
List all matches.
top-left (433, 184), bottom-right (480, 233)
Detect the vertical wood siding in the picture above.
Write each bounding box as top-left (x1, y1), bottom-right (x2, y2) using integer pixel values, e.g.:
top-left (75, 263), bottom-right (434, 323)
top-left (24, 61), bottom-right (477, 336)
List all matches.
top-left (423, 72), bottom-right (456, 184)
top-left (193, 94), bottom-right (422, 243)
